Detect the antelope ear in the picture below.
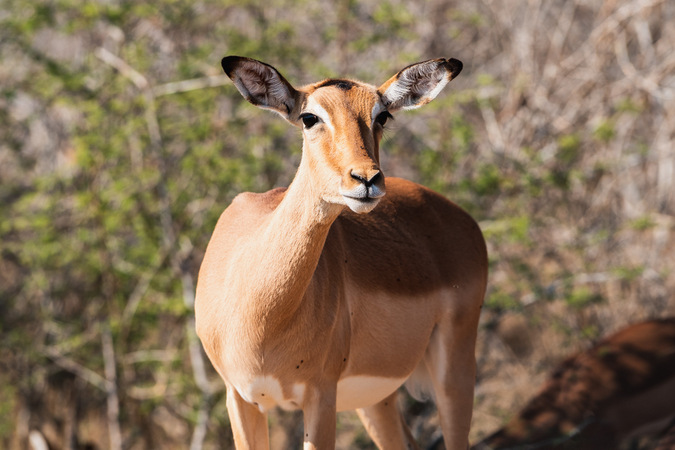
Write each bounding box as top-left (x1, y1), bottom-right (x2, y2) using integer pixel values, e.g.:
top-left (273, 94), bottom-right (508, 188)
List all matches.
top-left (378, 58), bottom-right (463, 112)
top-left (221, 56), bottom-right (298, 119)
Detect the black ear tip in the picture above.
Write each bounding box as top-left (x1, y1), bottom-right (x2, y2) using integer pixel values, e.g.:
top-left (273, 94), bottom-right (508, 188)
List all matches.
top-left (221, 56), bottom-right (241, 76)
top-left (446, 58), bottom-right (463, 78)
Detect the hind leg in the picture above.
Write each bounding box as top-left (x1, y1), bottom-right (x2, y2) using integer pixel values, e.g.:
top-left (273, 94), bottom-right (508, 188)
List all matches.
top-left (425, 299), bottom-right (481, 450)
top-left (356, 391), bottom-right (420, 450)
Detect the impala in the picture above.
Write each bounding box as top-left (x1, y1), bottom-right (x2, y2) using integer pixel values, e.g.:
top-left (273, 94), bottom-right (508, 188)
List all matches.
top-left (472, 317), bottom-right (675, 449)
top-left (195, 55), bottom-right (488, 449)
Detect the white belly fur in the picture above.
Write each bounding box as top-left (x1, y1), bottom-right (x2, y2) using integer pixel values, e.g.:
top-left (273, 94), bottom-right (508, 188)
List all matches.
top-left (336, 375), bottom-right (408, 411)
top-left (237, 376), bottom-right (306, 413)
top-left (234, 374), bottom-right (407, 413)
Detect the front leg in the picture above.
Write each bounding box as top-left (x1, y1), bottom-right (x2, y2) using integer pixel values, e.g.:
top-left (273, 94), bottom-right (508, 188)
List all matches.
top-left (226, 384), bottom-right (270, 450)
top-left (303, 385), bottom-right (337, 450)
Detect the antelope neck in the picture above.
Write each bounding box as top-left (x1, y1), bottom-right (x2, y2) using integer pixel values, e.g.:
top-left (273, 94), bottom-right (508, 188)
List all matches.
top-left (246, 160), bottom-right (342, 327)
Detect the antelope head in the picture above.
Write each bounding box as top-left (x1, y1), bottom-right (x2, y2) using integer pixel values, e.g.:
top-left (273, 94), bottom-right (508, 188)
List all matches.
top-left (221, 56), bottom-right (463, 214)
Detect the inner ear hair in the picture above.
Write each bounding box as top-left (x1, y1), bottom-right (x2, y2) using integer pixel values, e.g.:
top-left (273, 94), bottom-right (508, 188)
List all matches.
top-left (221, 56), bottom-right (297, 117)
top-left (379, 58), bottom-right (462, 112)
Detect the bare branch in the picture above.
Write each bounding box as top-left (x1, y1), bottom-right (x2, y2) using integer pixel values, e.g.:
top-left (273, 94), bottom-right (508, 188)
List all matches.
top-left (102, 325), bottom-right (123, 450)
top-left (99, 46), bottom-right (217, 448)
top-left (153, 75), bottom-right (231, 97)
top-left (479, 103), bottom-right (505, 154)
top-left (123, 349), bottom-right (177, 364)
top-left (95, 47), bottom-right (149, 90)
top-left (44, 347), bottom-right (107, 392)
top-left (174, 238), bottom-right (215, 450)
top-left (122, 247), bottom-right (172, 325)
top-left (190, 405), bottom-right (210, 450)
top-left (28, 431), bottom-right (49, 450)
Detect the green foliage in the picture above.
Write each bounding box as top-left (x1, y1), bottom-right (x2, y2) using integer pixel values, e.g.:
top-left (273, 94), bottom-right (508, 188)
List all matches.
top-left (615, 97), bottom-right (643, 114)
top-left (373, 2), bottom-right (415, 30)
top-left (485, 289), bottom-right (521, 312)
top-left (565, 286), bottom-right (604, 310)
top-left (473, 163), bottom-right (502, 196)
top-left (482, 216), bottom-right (531, 245)
top-left (0, 380), bottom-right (17, 441)
top-left (612, 265), bottom-right (644, 282)
top-left (476, 73), bottom-right (497, 87)
top-left (580, 324), bottom-right (600, 340)
top-left (557, 134), bottom-right (580, 164)
top-left (629, 216), bottom-right (656, 231)
top-left (593, 119), bottom-right (615, 143)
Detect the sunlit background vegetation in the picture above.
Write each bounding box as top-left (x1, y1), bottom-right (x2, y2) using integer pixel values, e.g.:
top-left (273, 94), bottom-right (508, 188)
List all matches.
top-left (1, 0), bottom-right (673, 448)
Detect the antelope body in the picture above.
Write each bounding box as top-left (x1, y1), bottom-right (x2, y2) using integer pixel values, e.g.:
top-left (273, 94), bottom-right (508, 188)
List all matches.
top-left (473, 317), bottom-right (675, 449)
top-left (195, 56), bottom-right (487, 449)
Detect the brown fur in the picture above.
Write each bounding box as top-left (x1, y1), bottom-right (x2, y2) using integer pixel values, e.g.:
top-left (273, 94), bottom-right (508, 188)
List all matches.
top-left (196, 56), bottom-right (485, 449)
top-left (473, 318), bottom-right (675, 449)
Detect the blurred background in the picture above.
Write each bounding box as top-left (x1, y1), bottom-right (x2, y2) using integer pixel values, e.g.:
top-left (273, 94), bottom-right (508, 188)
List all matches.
top-left (1, 0), bottom-right (674, 448)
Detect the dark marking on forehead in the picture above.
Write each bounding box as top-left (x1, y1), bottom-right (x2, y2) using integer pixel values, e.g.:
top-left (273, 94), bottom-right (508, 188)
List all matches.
top-left (316, 79), bottom-right (357, 91)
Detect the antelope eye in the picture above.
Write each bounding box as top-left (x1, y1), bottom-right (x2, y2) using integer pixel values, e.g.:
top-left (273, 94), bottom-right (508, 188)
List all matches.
top-left (375, 111), bottom-right (393, 127)
top-left (300, 113), bottom-right (319, 129)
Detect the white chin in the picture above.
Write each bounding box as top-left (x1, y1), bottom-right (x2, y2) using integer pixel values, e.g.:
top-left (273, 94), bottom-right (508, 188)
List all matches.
top-left (343, 196), bottom-right (381, 214)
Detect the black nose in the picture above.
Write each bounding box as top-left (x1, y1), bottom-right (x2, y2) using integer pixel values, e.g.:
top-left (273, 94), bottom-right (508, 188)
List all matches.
top-left (351, 171), bottom-right (382, 187)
